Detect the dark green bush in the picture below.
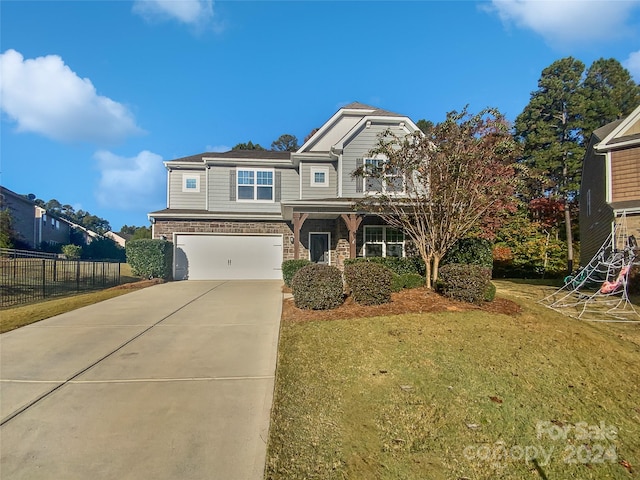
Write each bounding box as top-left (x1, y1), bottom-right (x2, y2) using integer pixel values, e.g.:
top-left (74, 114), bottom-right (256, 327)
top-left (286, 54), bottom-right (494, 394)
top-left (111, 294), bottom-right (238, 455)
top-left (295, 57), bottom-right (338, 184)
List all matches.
top-left (442, 238), bottom-right (493, 269)
top-left (344, 262), bottom-right (393, 306)
top-left (126, 239), bottom-right (173, 280)
top-left (291, 264), bottom-right (344, 310)
top-left (391, 273), bottom-right (426, 292)
top-left (484, 281), bottom-right (497, 302)
top-left (83, 237), bottom-right (126, 262)
top-left (282, 259), bottom-right (312, 287)
top-left (344, 256), bottom-right (425, 276)
top-left (436, 263), bottom-right (493, 303)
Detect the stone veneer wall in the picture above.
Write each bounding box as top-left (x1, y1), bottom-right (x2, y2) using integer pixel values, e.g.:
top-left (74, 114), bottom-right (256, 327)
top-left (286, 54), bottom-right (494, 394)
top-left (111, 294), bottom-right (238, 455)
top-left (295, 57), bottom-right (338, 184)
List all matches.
top-left (154, 218), bottom-right (357, 270)
top-left (153, 220), bottom-right (298, 261)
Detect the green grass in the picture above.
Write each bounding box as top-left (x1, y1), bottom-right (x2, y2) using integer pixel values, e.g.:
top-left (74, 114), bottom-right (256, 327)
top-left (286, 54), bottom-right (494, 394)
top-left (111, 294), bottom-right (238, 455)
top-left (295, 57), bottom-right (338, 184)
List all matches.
top-left (0, 264), bottom-right (149, 333)
top-left (266, 280), bottom-right (640, 479)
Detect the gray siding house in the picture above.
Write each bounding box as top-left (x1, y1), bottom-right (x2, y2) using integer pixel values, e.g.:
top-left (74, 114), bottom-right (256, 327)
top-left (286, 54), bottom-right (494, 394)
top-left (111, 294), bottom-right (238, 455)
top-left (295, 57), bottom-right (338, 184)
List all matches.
top-left (0, 186), bottom-right (71, 249)
top-left (149, 102), bottom-right (421, 280)
top-left (579, 104), bottom-right (640, 265)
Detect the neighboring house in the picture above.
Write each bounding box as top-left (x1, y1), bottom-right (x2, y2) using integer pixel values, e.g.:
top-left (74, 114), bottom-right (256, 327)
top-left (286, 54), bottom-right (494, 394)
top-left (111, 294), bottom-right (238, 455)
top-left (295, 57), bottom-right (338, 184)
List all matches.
top-left (148, 102), bottom-right (421, 280)
top-left (0, 186), bottom-right (71, 248)
top-left (105, 231), bottom-right (127, 247)
top-left (579, 104), bottom-right (640, 265)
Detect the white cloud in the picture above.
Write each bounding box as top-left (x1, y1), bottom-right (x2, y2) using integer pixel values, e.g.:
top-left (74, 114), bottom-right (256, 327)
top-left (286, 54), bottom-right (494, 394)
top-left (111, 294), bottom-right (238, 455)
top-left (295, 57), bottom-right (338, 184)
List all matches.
top-left (94, 150), bottom-right (166, 211)
top-left (624, 50), bottom-right (640, 81)
top-left (487, 0), bottom-right (640, 47)
top-left (0, 49), bottom-right (143, 144)
top-left (133, 0), bottom-right (214, 26)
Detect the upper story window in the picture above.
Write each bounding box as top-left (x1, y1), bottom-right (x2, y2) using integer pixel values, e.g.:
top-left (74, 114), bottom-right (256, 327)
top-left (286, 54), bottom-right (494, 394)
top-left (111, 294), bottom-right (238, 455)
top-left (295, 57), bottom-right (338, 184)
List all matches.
top-left (310, 166), bottom-right (329, 187)
top-left (364, 226), bottom-right (405, 258)
top-left (237, 168), bottom-right (274, 201)
top-left (182, 174), bottom-right (200, 193)
top-left (364, 157), bottom-right (404, 194)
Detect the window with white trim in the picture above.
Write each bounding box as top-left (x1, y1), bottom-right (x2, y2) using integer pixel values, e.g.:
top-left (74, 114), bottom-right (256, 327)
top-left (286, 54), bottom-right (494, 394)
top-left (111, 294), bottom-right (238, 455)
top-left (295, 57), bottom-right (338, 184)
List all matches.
top-left (364, 226), bottom-right (405, 258)
top-left (310, 166), bottom-right (329, 187)
top-left (237, 168), bottom-right (274, 201)
top-left (364, 157), bottom-right (404, 194)
top-left (182, 174), bottom-right (200, 192)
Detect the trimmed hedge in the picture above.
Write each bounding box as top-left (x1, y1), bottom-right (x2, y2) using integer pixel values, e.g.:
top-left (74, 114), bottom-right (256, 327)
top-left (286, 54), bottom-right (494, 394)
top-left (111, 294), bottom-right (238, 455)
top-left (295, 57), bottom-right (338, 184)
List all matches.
top-left (291, 264), bottom-right (344, 310)
top-left (442, 238), bottom-right (493, 269)
top-left (436, 263), bottom-right (493, 303)
top-left (391, 273), bottom-right (426, 292)
top-left (344, 262), bottom-right (393, 306)
top-left (484, 281), bottom-right (497, 302)
top-left (126, 239), bottom-right (173, 280)
top-left (344, 256), bottom-right (426, 276)
top-left (282, 259), bottom-right (312, 287)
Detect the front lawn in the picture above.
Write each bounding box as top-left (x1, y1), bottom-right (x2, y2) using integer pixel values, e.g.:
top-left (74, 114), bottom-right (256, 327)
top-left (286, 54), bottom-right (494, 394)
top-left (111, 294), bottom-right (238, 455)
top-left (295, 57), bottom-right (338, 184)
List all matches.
top-left (266, 281), bottom-right (640, 479)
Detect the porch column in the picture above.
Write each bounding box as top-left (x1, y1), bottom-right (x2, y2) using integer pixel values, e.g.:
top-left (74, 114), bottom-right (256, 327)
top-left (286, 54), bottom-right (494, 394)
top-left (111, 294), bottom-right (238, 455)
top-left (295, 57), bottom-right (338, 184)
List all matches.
top-left (340, 213), bottom-right (363, 259)
top-left (293, 212), bottom-right (308, 260)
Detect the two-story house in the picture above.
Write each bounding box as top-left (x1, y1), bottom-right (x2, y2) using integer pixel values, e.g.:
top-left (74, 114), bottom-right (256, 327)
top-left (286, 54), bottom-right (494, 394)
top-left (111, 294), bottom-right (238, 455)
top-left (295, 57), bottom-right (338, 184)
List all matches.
top-left (579, 104), bottom-right (640, 265)
top-left (148, 102), bottom-right (421, 280)
top-left (0, 186), bottom-right (72, 249)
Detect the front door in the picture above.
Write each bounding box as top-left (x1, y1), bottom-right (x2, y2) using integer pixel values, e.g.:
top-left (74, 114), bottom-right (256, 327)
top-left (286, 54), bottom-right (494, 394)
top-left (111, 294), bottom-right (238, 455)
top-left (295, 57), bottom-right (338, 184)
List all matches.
top-left (309, 232), bottom-right (330, 264)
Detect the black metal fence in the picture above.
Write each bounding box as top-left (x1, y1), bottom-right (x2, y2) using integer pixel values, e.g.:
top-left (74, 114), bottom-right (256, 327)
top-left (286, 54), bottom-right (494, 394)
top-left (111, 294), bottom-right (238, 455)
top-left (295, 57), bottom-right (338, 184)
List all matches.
top-left (1, 250), bottom-right (121, 307)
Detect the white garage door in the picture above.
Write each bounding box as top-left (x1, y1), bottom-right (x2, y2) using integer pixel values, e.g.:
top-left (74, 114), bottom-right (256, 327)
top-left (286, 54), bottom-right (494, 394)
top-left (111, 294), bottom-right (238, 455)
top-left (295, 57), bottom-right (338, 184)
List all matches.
top-left (174, 234), bottom-right (283, 280)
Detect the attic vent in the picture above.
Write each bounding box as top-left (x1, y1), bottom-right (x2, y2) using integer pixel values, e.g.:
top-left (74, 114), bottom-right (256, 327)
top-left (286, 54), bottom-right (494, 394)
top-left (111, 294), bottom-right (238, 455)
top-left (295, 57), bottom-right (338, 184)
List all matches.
top-left (366, 121), bottom-right (372, 128)
top-left (399, 122), bottom-right (405, 128)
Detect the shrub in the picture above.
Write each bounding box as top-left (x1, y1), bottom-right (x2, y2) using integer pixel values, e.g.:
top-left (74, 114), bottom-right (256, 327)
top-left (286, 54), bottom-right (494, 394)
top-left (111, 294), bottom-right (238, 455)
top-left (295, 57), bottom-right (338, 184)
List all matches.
top-left (484, 281), bottom-right (497, 302)
top-left (436, 263), bottom-right (492, 303)
top-left (282, 259), bottom-right (312, 287)
top-left (291, 264), bottom-right (344, 310)
top-left (391, 273), bottom-right (425, 292)
top-left (61, 244), bottom-right (82, 260)
top-left (126, 239), bottom-right (173, 280)
top-left (344, 256), bottom-right (425, 276)
top-left (442, 237), bottom-right (493, 268)
top-left (344, 262), bottom-right (393, 306)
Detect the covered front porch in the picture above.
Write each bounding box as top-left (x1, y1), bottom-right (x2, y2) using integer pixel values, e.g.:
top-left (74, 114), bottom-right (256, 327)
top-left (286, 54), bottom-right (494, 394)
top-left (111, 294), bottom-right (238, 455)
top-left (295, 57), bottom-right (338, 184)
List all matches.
top-left (281, 200), bottom-right (405, 270)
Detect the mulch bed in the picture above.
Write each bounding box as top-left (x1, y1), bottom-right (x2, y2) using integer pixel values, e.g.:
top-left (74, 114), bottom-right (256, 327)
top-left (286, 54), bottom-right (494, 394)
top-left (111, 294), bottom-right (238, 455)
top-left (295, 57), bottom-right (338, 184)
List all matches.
top-left (282, 286), bottom-right (522, 323)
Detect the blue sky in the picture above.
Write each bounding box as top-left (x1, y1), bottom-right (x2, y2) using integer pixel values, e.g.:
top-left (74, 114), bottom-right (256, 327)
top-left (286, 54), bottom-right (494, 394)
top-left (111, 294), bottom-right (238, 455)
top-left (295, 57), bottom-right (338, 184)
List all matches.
top-left (1, 0), bottom-right (639, 231)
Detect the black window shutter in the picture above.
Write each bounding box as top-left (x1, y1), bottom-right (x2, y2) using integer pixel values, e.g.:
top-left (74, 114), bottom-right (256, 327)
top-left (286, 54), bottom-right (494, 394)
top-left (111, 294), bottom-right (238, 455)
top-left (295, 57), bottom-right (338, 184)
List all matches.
top-left (355, 157), bottom-right (363, 193)
top-left (275, 171), bottom-right (281, 202)
top-left (229, 170), bottom-right (236, 201)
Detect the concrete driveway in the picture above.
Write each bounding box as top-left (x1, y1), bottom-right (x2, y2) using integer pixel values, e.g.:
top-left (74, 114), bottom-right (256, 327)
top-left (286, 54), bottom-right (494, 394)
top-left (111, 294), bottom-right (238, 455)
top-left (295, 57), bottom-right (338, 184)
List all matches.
top-left (0, 280), bottom-right (283, 480)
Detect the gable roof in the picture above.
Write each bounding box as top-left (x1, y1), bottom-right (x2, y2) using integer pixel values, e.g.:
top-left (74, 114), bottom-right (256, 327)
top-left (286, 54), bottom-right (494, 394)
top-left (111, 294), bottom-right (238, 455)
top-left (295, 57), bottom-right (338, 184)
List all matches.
top-left (297, 102), bottom-right (419, 154)
top-left (596, 104), bottom-right (640, 151)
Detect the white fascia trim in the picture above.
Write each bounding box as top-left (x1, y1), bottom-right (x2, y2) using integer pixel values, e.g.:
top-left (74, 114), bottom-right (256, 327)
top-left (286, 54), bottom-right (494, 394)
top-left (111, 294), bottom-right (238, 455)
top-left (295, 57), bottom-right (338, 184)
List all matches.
top-left (297, 108), bottom-right (350, 153)
top-left (605, 152), bottom-right (612, 203)
top-left (334, 116), bottom-right (420, 151)
top-left (596, 104), bottom-right (640, 148)
top-left (149, 212), bottom-right (284, 221)
top-left (338, 153), bottom-right (343, 197)
top-left (203, 157), bottom-right (294, 167)
top-left (165, 161), bottom-right (206, 170)
top-left (595, 137), bottom-right (640, 152)
top-left (613, 207), bottom-right (640, 215)
top-left (291, 152), bottom-right (333, 161)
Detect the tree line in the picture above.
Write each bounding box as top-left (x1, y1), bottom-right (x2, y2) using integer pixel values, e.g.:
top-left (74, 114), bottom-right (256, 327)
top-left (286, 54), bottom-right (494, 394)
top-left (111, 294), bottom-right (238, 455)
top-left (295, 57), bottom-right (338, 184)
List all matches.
top-left (362, 56), bottom-right (638, 283)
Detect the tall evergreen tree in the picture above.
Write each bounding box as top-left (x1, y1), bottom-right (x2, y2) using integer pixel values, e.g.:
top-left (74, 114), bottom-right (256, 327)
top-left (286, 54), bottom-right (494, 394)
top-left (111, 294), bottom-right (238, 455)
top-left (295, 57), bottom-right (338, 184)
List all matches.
top-left (515, 56), bottom-right (640, 273)
top-left (581, 58), bottom-right (640, 137)
top-left (515, 57), bottom-right (586, 273)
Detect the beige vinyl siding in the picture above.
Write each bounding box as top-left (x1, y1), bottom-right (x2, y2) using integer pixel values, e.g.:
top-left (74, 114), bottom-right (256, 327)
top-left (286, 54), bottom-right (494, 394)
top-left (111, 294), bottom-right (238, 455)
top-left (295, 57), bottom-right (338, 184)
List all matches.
top-left (207, 165), bottom-right (299, 213)
top-left (341, 121), bottom-right (406, 197)
top-left (300, 162), bottom-right (338, 199)
top-left (168, 169), bottom-right (206, 209)
top-left (611, 147), bottom-right (640, 203)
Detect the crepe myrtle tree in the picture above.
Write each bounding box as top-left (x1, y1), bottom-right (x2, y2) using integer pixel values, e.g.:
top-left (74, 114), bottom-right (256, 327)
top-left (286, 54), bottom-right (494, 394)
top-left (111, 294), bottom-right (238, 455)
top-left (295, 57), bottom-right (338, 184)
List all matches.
top-left (354, 107), bottom-right (521, 288)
